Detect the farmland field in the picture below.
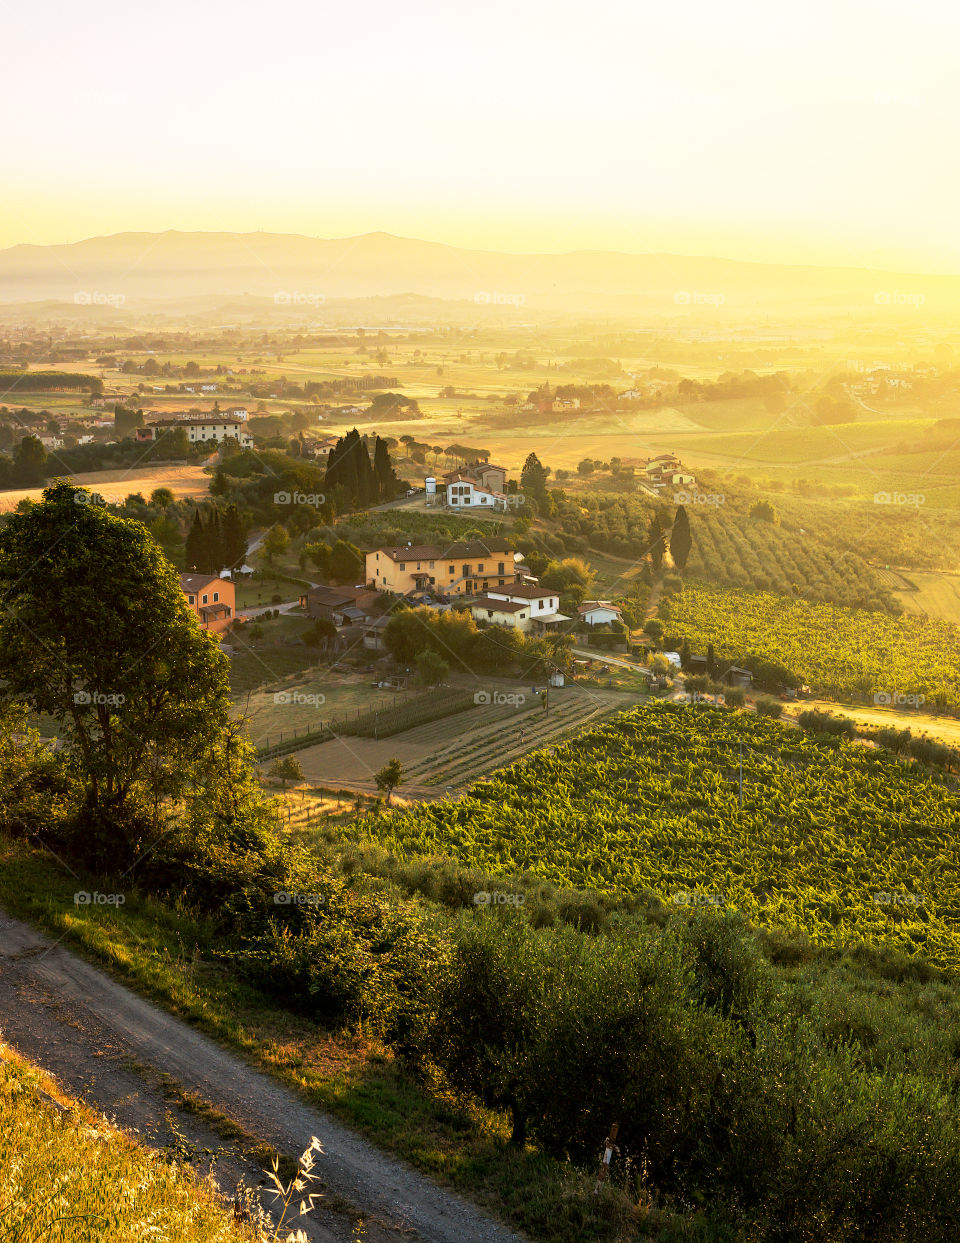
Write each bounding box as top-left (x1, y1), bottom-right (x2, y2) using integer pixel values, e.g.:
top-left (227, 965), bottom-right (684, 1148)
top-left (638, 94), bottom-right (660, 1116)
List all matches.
top-left (0, 462), bottom-right (212, 511)
top-left (895, 570), bottom-right (960, 624)
top-left (350, 702), bottom-right (960, 965)
top-left (660, 584), bottom-right (960, 710)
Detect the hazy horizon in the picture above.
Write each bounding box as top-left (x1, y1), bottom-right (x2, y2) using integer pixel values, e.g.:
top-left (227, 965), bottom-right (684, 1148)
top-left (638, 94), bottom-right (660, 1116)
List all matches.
top-left (5, 0), bottom-right (960, 271)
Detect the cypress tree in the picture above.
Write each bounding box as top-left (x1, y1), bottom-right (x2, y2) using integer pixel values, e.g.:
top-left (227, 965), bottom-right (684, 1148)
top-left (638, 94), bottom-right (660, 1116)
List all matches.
top-left (185, 510), bottom-right (205, 571)
top-left (670, 505), bottom-right (692, 573)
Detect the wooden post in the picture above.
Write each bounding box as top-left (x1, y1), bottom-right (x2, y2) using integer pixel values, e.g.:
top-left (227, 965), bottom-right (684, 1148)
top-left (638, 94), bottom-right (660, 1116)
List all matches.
top-left (594, 1122), bottom-right (619, 1194)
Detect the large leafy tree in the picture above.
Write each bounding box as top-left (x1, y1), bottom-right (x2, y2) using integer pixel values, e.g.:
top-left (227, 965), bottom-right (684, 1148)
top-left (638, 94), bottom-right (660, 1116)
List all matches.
top-left (0, 481), bottom-right (233, 863)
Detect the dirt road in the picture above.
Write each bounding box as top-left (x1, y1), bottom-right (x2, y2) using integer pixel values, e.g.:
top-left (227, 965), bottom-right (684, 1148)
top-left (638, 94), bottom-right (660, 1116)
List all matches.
top-left (0, 911), bottom-right (521, 1243)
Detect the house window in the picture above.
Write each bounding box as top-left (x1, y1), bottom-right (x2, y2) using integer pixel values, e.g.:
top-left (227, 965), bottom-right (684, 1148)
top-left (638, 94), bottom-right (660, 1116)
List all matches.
top-left (498, 562), bottom-right (505, 574)
top-left (483, 580), bottom-right (489, 591)
top-left (429, 560), bottom-right (434, 569)
top-left (449, 565), bottom-right (455, 574)
top-left (477, 564), bottom-right (484, 572)
top-left (202, 594), bottom-right (208, 604)
top-left (398, 563), bottom-right (405, 570)
top-left (539, 600), bottom-right (544, 610)
top-left (213, 592), bottom-right (219, 602)
top-left (462, 564), bottom-right (470, 577)
top-left (416, 562), bottom-right (421, 570)
top-left (487, 610), bottom-right (493, 619)
top-left (188, 594), bottom-right (195, 604)
top-left (498, 578), bottom-right (505, 586)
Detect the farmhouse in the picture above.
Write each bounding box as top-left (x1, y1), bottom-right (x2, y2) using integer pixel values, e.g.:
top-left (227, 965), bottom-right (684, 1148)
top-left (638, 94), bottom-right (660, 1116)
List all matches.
top-left (299, 585), bottom-right (381, 625)
top-left (445, 475), bottom-right (508, 511)
top-left (578, 600), bottom-right (623, 626)
top-left (470, 597), bottom-right (530, 630)
top-left (139, 419), bottom-right (253, 449)
top-left (366, 537), bottom-right (517, 597)
top-left (484, 583), bottom-right (569, 633)
top-left (441, 461), bottom-right (508, 493)
top-left (180, 573), bottom-right (235, 633)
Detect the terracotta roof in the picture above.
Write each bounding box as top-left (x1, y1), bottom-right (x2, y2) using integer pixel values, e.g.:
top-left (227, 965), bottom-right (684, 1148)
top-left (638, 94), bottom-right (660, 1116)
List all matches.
top-left (579, 600), bottom-right (622, 614)
top-left (180, 573), bottom-right (223, 592)
top-left (373, 537), bottom-right (513, 563)
top-left (488, 583), bottom-right (555, 600)
top-left (471, 596), bottom-right (528, 615)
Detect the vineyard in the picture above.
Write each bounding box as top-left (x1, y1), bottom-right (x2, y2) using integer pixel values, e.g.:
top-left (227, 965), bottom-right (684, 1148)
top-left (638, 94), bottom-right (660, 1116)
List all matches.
top-left (555, 493), bottom-right (891, 611)
top-left (351, 702), bottom-right (960, 966)
top-left (660, 585), bottom-right (960, 710)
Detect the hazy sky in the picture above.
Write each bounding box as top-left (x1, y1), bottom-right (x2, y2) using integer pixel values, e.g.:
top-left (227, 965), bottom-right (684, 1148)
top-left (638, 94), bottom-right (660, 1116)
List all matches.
top-left (3, 0), bottom-right (958, 270)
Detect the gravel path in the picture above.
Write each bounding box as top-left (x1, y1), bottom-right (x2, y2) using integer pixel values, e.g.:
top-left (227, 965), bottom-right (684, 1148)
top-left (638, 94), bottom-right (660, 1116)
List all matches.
top-left (0, 910), bottom-right (522, 1243)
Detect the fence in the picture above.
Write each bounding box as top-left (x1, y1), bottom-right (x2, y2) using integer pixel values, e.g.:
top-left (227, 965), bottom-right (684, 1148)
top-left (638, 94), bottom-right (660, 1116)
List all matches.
top-left (256, 689), bottom-right (478, 761)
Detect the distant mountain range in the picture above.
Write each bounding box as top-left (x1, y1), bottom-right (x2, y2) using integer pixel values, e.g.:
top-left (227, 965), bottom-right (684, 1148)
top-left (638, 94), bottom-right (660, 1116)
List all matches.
top-left (0, 229), bottom-right (957, 316)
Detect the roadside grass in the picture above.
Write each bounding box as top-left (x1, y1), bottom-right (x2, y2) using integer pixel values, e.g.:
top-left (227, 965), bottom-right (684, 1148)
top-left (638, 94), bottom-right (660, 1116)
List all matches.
top-left (0, 836), bottom-right (644, 1243)
top-left (0, 1045), bottom-right (243, 1243)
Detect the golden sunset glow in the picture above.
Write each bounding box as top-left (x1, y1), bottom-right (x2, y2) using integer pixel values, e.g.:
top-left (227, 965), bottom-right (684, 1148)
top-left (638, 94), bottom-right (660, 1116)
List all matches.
top-left (3, 0), bottom-right (959, 270)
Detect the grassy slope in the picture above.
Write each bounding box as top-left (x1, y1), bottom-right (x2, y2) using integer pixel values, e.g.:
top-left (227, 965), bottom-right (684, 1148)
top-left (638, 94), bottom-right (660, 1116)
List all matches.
top-left (0, 1046), bottom-right (242, 1243)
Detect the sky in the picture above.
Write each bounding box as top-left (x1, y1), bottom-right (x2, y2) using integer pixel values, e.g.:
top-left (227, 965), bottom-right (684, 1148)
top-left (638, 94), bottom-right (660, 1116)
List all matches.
top-left (3, 0), bottom-right (959, 271)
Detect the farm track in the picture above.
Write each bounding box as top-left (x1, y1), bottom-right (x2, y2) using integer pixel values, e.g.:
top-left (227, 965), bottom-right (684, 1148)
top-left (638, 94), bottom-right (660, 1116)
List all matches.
top-left (0, 913), bottom-right (521, 1243)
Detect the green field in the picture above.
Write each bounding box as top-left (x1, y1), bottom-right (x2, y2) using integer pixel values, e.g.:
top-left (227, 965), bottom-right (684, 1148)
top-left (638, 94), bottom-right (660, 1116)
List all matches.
top-left (350, 702), bottom-right (960, 965)
top-left (660, 584), bottom-right (960, 710)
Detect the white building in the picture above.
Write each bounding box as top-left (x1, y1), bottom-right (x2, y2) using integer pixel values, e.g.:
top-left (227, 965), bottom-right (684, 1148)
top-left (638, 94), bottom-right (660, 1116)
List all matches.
top-left (141, 420), bottom-right (253, 449)
top-left (483, 584), bottom-right (569, 633)
top-left (470, 597), bottom-right (531, 630)
top-left (446, 476), bottom-right (507, 511)
top-left (578, 601), bottom-right (623, 626)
